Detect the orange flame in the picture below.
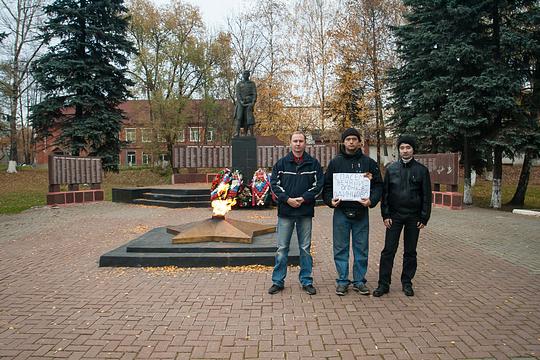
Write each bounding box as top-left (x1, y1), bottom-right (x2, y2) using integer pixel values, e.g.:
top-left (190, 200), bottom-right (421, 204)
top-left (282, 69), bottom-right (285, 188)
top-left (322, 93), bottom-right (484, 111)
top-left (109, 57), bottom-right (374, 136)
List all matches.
top-left (211, 198), bottom-right (236, 216)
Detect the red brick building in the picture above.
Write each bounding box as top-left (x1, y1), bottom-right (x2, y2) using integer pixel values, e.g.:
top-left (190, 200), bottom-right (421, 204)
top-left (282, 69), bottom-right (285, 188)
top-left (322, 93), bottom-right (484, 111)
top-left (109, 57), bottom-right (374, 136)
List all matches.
top-left (34, 99), bottom-right (234, 167)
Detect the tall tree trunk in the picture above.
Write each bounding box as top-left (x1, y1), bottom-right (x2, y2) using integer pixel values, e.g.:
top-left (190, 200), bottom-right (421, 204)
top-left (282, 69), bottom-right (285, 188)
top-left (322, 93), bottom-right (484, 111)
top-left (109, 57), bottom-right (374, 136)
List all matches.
top-left (507, 151), bottom-right (532, 206)
top-left (489, 2), bottom-right (502, 209)
top-left (485, 150), bottom-right (493, 180)
top-left (463, 136), bottom-right (473, 205)
top-left (376, 113), bottom-right (381, 165)
top-left (490, 145), bottom-right (503, 208)
top-left (9, 69), bottom-right (20, 169)
top-left (370, 11), bottom-right (388, 163)
top-left (7, 89), bottom-right (18, 172)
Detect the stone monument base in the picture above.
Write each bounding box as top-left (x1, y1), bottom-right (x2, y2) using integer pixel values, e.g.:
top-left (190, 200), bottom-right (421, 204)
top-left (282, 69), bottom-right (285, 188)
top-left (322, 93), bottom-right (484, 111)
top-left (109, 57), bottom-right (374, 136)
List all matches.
top-left (99, 227), bottom-right (299, 267)
top-left (232, 136), bottom-right (257, 179)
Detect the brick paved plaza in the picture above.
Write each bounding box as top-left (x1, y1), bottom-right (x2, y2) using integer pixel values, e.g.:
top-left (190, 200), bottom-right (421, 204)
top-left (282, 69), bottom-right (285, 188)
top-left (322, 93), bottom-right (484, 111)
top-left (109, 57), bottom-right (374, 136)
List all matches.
top-left (0, 202), bottom-right (539, 359)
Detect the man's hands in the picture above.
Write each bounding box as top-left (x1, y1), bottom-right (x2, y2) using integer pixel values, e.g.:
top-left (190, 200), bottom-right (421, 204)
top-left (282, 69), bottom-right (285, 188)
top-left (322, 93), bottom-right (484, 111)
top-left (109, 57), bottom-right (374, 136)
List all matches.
top-left (358, 198), bottom-right (371, 207)
top-left (287, 197), bottom-right (304, 208)
top-left (383, 218), bottom-right (426, 229)
top-left (331, 198), bottom-right (341, 207)
top-left (331, 198), bottom-right (370, 207)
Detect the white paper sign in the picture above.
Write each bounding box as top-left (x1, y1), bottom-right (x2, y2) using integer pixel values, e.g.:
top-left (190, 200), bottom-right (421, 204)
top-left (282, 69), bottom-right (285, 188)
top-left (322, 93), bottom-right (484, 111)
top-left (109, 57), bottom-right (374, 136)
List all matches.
top-left (333, 173), bottom-right (370, 201)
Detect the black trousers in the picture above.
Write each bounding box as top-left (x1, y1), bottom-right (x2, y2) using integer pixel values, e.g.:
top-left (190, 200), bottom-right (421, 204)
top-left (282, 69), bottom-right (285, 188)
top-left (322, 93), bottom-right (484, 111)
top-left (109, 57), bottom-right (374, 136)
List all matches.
top-left (378, 216), bottom-right (420, 287)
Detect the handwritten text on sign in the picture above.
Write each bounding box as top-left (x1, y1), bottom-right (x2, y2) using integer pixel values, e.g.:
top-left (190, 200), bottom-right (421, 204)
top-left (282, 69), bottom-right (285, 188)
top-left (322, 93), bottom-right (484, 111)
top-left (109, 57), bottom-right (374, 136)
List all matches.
top-left (333, 173), bottom-right (370, 201)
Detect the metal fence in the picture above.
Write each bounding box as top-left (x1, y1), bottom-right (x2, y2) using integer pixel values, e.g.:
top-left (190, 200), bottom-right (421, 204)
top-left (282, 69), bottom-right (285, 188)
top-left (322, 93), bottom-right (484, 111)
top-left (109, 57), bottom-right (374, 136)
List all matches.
top-left (172, 144), bottom-right (338, 169)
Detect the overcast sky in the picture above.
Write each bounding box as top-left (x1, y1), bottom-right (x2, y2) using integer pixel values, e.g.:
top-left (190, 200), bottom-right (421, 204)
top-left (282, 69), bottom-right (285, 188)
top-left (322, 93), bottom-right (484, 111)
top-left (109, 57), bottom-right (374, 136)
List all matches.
top-left (177, 0), bottom-right (248, 30)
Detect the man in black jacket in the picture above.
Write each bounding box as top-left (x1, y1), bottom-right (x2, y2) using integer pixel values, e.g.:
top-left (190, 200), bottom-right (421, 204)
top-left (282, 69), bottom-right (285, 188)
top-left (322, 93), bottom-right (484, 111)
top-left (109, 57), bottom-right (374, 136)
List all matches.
top-left (268, 131), bottom-right (324, 295)
top-left (373, 135), bottom-right (432, 297)
top-left (323, 128), bottom-right (383, 296)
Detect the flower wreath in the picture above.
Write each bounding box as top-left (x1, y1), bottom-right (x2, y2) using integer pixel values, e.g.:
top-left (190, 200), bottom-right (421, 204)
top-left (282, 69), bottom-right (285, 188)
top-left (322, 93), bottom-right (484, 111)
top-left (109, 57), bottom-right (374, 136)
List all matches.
top-left (210, 168), bottom-right (243, 201)
top-left (251, 168), bottom-right (271, 207)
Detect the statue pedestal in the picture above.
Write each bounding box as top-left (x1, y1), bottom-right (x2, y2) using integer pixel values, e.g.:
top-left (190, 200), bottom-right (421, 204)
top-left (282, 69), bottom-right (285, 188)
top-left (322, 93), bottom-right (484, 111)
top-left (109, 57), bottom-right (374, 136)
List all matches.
top-left (232, 136), bottom-right (257, 179)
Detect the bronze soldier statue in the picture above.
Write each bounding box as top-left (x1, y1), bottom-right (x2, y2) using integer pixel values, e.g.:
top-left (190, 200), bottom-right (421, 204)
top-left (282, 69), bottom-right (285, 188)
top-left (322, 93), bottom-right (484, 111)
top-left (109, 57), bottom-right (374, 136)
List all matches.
top-left (234, 70), bottom-right (257, 137)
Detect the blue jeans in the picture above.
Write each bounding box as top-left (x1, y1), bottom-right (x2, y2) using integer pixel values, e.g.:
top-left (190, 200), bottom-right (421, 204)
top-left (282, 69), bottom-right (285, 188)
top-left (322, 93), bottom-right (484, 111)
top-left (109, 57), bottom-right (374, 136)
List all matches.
top-left (271, 216), bottom-right (313, 287)
top-left (333, 209), bottom-right (369, 286)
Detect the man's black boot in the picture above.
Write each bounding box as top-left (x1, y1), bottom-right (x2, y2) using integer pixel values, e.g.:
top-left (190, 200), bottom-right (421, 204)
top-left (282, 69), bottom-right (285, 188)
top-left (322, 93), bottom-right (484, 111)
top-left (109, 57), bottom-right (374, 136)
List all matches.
top-left (373, 286), bottom-right (389, 297)
top-left (402, 284), bottom-right (414, 296)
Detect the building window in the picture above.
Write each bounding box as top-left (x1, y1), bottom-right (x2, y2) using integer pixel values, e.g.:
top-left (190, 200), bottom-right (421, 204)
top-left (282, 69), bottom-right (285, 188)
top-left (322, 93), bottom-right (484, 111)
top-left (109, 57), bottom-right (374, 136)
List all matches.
top-left (206, 128), bottom-right (215, 142)
top-left (189, 127), bottom-right (201, 142)
top-left (125, 128), bottom-right (136, 142)
top-left (177, 130), bottom-right (185, 143)
top-left (127, 151), bottom-right (136, 166)
top-left (159, 154), bottom-right (169, 162)
top-left (157, 133), bottom-right (167, 143)
top-left (142, 153), bottom-right (151, 165)
top-left (141, 128), bottom-right (152, 143)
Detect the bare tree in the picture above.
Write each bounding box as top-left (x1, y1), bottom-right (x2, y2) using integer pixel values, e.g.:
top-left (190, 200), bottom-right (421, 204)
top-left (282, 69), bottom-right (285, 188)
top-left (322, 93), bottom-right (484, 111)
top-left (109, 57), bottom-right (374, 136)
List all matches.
top-left (292, 0), bottom-right (339, 132)
top-left (336, 0), bottom-right (403, 165)
top-left (129, 0), bottom-right (232, 162)
top-left (0, 0), bottom-right (45, 171)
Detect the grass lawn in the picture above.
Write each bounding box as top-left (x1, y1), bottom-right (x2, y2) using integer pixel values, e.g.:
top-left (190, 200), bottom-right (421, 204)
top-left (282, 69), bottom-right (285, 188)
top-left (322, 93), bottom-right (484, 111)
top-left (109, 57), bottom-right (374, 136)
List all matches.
top-left (0, 166), bottom-right (170, 214)
top-left (469, 180), bottom-right (540, 210)
top-left (0, 164), bottom-right (538, 215)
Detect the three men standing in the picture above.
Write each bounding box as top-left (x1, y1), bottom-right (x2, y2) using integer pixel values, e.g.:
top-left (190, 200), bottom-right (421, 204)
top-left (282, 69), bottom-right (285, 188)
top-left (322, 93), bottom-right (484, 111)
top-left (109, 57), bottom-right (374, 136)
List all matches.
top-left (268, 131), bottom-right (324, 295)
top-left (373, 135), bottom-right (432, 297)
top-left (268, 130), bottom-right (431, 298)
top-left (323, 128), bottom-right (383, 296)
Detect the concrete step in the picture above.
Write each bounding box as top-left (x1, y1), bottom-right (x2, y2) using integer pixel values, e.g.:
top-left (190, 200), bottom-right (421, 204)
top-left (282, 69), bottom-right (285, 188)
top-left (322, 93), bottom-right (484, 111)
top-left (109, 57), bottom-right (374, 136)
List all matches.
top-left (132, 198), bottom-right (210, 208)
top-left (146, 188), bottom-right (209, 196)
top-left (142, 192), bottom-right (209, 202)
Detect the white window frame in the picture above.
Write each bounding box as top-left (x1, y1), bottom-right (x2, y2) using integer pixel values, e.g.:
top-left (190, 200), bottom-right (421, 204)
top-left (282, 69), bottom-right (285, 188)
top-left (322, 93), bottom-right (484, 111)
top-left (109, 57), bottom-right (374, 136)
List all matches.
top-left (206, 128), bottom-right (215, 142)
top-left (177, 129), bottom-right (185, 143)
top-left (127, 151), bottom-right (136, 166)
top-left (142, 153), bottom-right (151, 165)
top-left (141, 128), bottom-right (152, 143)
top-left (159, 154), bottom-right (169, 162)
top-left (125, 128), bottom-right (136, 142)
top-left (189, 127), bottom-right (201, 142)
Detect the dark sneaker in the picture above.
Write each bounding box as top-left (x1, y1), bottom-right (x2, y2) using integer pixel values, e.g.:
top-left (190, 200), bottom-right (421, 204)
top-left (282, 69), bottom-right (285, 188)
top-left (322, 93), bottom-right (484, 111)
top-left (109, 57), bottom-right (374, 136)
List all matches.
top-left (302, 284), bottom-right (317, 295)
top-left (372, 286), bottom-right (389, 297)
top-left (403, 284), bottom-right (414, 296)
top-left (352, 283), bottom-right (370, 295)
top-left (268, 284), bottom-right (284, 295)
top-left (335, 284), bottom-right (348, 296)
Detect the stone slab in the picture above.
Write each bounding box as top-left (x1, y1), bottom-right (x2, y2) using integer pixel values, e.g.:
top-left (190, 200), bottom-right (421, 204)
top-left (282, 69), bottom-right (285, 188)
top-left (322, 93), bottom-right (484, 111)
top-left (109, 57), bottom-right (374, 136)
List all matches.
top-left (99, 226), bottom-right (298, 267)
top-left (232, 136), bottom-right (257, 178)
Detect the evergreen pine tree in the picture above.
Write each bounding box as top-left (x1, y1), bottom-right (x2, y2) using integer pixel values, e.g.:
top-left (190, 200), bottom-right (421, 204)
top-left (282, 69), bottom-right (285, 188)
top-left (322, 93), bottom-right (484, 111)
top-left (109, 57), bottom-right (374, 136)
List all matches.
top-left (31, 0), bottom-right (135, 171)
top-left (389, 0), bottom-right (537, 207)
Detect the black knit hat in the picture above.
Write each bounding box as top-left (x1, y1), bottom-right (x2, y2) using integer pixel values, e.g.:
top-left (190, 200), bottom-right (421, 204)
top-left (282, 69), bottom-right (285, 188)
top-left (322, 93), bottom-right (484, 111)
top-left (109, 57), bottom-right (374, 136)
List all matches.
top-left (341, 128), bottom-right (361, 142)
top-left (397, 135), bottom-right (417, 151)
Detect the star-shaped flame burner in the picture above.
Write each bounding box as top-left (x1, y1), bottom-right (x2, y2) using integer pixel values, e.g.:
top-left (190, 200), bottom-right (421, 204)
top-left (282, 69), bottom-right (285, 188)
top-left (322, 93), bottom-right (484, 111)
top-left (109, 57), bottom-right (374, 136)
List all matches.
top-left (167, 215), bottom-right (276, 244)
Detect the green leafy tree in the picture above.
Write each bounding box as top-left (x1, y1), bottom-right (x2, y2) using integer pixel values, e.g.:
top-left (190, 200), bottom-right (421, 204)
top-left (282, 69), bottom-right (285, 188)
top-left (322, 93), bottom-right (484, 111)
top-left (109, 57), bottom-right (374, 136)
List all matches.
top-left (31, 0), bottom-right (135, 171)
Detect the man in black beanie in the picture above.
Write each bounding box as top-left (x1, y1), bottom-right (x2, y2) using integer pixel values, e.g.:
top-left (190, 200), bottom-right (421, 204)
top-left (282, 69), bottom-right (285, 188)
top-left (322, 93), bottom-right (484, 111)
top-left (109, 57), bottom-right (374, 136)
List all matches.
top-left (373, 135), bottom-right (432, 297)
top-left (323, 128), bottom-right (383, 296)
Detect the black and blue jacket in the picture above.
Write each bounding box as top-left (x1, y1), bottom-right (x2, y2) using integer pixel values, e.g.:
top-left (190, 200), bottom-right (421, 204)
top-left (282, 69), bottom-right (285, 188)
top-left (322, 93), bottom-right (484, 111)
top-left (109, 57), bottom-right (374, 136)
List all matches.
top-left (270, 151), bottom-right (324, 218)
top-left (323, 146), bottom-right (383, 217)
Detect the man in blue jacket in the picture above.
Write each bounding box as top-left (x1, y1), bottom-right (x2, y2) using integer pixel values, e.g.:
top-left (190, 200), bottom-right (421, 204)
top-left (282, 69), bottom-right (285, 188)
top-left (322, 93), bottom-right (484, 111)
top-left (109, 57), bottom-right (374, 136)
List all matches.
top-left (268, 131), bottom-right (324, 295)
top-left (323, 128), bottom-right (383, 296)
